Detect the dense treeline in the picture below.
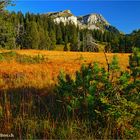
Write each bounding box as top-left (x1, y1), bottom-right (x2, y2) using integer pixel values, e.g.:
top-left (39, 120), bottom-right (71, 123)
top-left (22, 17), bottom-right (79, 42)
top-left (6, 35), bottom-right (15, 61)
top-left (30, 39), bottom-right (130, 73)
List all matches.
top-left (0, 11), bottom-right (78, 50)
top-left (0, 11), bottom-right (140, 52)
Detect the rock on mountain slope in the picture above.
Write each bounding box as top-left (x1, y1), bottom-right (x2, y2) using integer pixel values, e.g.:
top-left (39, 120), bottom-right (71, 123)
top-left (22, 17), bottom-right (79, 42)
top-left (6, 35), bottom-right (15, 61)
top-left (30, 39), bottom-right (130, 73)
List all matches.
top-left (77, 14), bottom-right (110, 30)
top-left (47, 10), bottom-right (78, 25)
top-left (46, 10), bottom-right (111, 31)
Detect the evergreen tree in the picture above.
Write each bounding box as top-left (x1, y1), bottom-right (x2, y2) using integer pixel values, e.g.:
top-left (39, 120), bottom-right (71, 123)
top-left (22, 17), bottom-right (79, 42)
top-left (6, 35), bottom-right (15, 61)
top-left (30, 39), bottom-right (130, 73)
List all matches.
top-left (0, 14), bottom-right (16, 49)
top-left (38, 26), bottom-right (47, 49)
top-left (64, 43), bottom-right (68, 51)
top-left (49, 30), bottom-right (56, 50)
top-left (129, 48), bottom-right (140, 82)
top-left (69, 24), bottom-right (78, 51)
top-left (30, 21), bottom-right (39, 49)
top-left (119, 36), bottom-right (125, 52)
top-left (24, 21), bottom-right (39, 49)
top-left (125, 36), bottom-right (133, 53)
top-left (60, 22), bottom-right (65, 42)
top-left (45, 31), bottom-right (51, 50)
top-left (64, 36), bottom-right (68, 51)
top-left (105, 43), bottom-right (111, 52)
top-left (56, 24), bottom-right (63, 44)
top-left (16, 24), bottom-right (25, 49)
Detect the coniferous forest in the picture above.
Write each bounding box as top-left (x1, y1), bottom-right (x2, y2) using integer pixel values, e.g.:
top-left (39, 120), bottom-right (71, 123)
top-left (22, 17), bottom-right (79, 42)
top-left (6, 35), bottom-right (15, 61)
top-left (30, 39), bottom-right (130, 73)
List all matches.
top-left (0, 0), bottom-right (140, 139)
top-left (0, 11), bottom-right (140, 52)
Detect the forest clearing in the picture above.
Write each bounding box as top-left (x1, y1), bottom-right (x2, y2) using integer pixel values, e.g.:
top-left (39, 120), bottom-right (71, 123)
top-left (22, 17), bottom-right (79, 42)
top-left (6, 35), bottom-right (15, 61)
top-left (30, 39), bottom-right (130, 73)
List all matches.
top-left (0, 50), bottom-right (130, 89)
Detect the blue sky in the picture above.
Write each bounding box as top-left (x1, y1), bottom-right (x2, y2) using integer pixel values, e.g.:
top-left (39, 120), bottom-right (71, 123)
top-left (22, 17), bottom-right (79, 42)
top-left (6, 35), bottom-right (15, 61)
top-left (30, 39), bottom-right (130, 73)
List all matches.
top-left (7, 1), bottom-right (140, 34)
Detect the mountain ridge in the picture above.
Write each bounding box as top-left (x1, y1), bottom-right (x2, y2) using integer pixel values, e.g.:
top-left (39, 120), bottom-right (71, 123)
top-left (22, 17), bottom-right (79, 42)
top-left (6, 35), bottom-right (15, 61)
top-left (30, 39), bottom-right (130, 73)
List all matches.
top-left (46, 10), bottom-right (111, 31)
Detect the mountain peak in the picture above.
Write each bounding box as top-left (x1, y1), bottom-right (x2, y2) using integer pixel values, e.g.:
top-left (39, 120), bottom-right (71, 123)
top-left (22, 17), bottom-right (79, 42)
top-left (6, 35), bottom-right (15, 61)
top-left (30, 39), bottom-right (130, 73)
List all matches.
top-left (78, 13), bottom-right (109, 26)
top-left (62, 10), bottom-right (72, 14)
top-left (46, 10), bottom-right (110, 30)
top-left (47, 9), bottom-right (73, 18)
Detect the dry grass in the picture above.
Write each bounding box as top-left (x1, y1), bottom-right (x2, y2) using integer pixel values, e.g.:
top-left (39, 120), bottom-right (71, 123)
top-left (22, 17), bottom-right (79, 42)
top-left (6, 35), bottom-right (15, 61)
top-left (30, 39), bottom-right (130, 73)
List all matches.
top-left (0, 50), bottom-right (130, 90)
top-left (1, 50), bottom-right (138, 139)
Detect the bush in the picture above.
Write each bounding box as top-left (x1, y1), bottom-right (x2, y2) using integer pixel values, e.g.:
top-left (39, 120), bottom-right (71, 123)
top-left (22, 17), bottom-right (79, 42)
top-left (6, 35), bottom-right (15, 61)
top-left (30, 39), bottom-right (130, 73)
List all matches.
top-left (55, 55), bottom-right (140, 139)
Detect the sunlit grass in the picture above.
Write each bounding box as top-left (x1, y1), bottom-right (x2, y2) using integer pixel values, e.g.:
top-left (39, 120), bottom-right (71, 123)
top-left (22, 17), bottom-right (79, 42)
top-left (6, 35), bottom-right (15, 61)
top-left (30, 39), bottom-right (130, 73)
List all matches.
top-left (0, 50), bottom-right (139, 139)
top-left (0, 50), bottom-right (130, 90)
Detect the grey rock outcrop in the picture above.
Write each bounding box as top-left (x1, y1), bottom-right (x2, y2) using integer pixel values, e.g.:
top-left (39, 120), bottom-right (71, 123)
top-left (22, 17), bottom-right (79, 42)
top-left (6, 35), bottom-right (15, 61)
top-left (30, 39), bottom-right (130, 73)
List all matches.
top-left (46, 10), bottom-right (110, 30)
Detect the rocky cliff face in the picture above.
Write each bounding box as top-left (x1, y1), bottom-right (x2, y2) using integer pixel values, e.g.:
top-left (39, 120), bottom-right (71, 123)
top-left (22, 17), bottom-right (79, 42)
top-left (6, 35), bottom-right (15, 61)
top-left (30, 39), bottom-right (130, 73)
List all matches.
top-left (77, 14), bottom-right (109, 30)
top-left (46, 10), bottom-right (110, 30)
top-left (54, 16), bottom-right (77, 25)
top-left (47, 10), bottom-right (77, 25)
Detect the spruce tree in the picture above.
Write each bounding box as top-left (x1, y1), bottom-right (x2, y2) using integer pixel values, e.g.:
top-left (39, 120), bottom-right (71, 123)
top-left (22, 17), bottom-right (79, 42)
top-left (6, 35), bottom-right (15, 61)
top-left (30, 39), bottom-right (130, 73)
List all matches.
top-left (0, 14), bottom-right (16, 49)
top-left (30, 21), bottom-right (39, 49)
top-left (24, 21), bottom-right (39, 49)
top-left (64, 36), bottom-right (68, 51)
top-left (49, 30), bottom-right (56, 50)
top-left (56, 24), bottom-right (63, 44)
top-left (129, 48), bottom-right (140, 82)
top-left (38, 26), bottom-right (46, 49)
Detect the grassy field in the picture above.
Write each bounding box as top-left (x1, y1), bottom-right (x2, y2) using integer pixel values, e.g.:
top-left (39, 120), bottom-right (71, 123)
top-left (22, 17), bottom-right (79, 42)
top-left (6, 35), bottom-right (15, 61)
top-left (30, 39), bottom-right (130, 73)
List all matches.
top-left (0, 50), bottom-right (130, 89)
top-left (1, 50), bottom-right (140, 139)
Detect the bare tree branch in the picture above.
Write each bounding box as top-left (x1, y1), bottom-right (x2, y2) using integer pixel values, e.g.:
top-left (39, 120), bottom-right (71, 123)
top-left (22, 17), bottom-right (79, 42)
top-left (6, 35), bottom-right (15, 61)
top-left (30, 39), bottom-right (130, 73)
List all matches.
top-left (104, 48), bottom-right (110, 79)
top-left (0, 0), bottom-right (11, 11)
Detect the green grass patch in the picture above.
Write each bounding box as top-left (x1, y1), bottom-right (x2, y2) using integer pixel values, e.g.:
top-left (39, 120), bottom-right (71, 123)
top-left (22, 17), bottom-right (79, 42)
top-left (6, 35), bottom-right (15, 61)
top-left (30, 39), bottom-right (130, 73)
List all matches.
top-left (0, 51), bottom-right (47, 64)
